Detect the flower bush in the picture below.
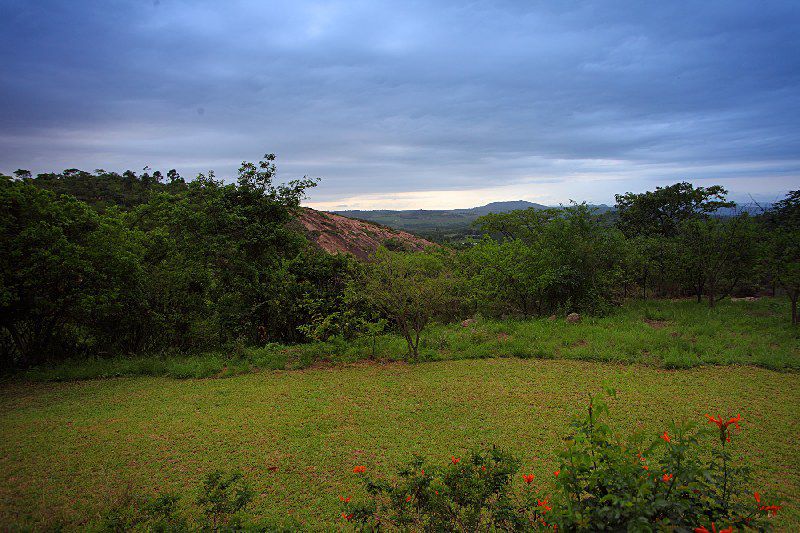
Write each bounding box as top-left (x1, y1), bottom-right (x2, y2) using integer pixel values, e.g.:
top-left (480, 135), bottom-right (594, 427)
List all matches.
top-left (341, 392), bottom-right (783, 531)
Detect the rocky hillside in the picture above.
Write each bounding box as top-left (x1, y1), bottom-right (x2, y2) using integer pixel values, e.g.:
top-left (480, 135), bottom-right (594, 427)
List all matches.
top-left (297, 208), bottom-right (436, 259)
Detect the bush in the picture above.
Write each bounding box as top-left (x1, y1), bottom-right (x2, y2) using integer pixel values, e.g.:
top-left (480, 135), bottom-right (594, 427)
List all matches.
top-left (342, 393), bottom-right (783, 531)
top-left (196, 470), bottom-right (254, 530)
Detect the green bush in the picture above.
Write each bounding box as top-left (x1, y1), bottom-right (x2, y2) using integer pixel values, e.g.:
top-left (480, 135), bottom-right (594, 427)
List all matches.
top-left (342, 393), bottom-right (783, 531)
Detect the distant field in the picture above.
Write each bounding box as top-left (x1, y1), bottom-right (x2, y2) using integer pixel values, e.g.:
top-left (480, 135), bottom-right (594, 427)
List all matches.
top-left (22, 298), bottom-right (800, 382)
top-left (1, 359), bottom-right (798, 530)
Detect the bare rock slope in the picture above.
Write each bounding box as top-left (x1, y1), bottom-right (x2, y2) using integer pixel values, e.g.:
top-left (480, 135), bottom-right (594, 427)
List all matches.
top-left (297, 208), bottom-right (436, 259)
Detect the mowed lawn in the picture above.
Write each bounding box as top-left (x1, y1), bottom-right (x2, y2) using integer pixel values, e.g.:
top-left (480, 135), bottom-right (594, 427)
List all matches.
top-left (1, 359), bottom-right (799, 530)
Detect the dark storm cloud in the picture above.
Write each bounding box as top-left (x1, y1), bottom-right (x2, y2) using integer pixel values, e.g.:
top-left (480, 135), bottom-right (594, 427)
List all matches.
top-left (1, 0), bottom-right (798, 206)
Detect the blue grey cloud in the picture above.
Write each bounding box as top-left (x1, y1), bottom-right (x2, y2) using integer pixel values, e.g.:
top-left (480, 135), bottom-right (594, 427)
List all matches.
top-left (1, 0), bottom-right (798, 207)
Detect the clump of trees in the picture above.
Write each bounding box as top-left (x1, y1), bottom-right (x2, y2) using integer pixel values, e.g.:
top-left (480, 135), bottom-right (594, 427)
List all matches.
top-left (1, 159), bottom-right (798, 370)
top-left (1, 155), bottom-right (355, 368)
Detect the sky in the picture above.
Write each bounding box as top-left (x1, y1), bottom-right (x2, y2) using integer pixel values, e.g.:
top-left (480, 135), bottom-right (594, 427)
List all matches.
top-left (1, 1), bottom-right (798, 209)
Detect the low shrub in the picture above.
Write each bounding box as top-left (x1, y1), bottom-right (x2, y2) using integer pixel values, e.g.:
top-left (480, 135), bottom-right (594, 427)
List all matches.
top-left (341, 392), bottom-right (783, 531)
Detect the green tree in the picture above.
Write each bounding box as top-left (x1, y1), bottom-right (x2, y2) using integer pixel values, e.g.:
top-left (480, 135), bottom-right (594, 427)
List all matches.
top-left (764, 191), bottom-right (800, 325)
top-left (678, 215), bottom-right (758, 307)
top-left (360, 248), bottom-right (456, 358)
top-left (460, 236), bottom-right (551, 317)
top-left (615, 182), bottom-right (735, 238)
top-left (0, 176), bottom-right (145, 367)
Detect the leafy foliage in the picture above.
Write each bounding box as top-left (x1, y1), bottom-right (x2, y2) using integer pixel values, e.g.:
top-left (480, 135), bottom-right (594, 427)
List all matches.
top-left (344, 393), bottom-right (783, 531)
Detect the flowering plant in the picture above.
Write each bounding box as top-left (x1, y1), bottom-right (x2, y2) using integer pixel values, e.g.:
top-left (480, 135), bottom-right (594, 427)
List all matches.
top-left (342, 392), bottom-right (783, 531)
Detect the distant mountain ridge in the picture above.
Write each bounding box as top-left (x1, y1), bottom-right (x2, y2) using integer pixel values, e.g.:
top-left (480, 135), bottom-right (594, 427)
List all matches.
top-left (334, 200), bottom-right (613, 237)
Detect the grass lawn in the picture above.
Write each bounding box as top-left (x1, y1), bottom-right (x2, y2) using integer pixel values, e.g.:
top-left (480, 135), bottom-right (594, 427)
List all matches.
top-left (1, 358), bottom-right (798, 530)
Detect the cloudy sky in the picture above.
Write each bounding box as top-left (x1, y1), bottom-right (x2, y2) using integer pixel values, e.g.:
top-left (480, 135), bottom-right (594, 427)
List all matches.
top-left (1, 1), bottom-right (798, 209)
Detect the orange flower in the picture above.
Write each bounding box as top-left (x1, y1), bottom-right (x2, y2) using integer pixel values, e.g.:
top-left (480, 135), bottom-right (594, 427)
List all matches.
top-left (405, 495), bottom-right (412, 503)
top-left (660, 431), bottom-right (671, 443)
top-left (727, 414), bottom-right (741, 429)
top-left (339, 495), bottom-right (351, 503)
top-left (553, 470), bottom-right (560, 478)
top-left (353, 465), bottom-right (366, 474)
top-left (481, 465), bottom-right (486, 472)
top-left (522, 474), bottom-right (535, 484)
top-left (451, 456), bottom-right (461, 465)
top-left (341, 512), bottom-right (353, 520)
top-left (642, 465), bottom-right (649, 471)
top-left (754, 492), bottom-right (761, 503)
top-left (662, 473), bottom-right (673, 483)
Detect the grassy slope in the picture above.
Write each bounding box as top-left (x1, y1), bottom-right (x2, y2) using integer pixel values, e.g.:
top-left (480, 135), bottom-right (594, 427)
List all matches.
top-left (21, 298), bottom-right (800, 382)
top-left (1, 359), bottom-right (798, 530)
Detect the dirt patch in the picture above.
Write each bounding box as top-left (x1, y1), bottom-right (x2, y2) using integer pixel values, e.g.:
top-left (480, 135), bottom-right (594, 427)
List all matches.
top-left (571, 339), bottom-right (588, 347)
top-left (497, 333), bottom-right (510, 342)
top-left (644, 319), bottom-right (671, 330)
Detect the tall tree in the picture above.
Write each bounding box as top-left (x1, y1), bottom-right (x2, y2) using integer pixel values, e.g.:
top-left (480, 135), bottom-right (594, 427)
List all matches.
top-left (615, 182), bottom-right (734, 238)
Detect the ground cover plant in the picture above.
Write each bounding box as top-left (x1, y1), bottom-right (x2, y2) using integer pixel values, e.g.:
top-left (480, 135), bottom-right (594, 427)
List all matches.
top-left (0, 359), bottom-right (797, 530)
top-left (20, 298), bottom-right (799, 382)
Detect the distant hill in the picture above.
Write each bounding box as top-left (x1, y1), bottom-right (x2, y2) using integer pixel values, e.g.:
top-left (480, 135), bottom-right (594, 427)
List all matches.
top-left (335, 201), bottom-right (613, 238)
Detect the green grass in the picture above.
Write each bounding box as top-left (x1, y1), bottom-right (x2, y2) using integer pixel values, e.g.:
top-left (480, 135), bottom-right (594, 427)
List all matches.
top-left (19, 297), bottom-right (800, 382)
top-left (0, 359), bottom-right (798, 530)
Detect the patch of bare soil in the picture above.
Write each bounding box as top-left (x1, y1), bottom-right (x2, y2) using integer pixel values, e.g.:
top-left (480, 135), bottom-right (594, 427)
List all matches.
top-left (644, 319), bottom-right (671, 329)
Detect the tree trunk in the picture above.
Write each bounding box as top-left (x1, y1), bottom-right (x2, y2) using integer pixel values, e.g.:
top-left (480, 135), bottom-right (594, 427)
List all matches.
top-left (792, 294), bottom-right (798, 326)
top-left (707, 290), bottom-right (716, 308)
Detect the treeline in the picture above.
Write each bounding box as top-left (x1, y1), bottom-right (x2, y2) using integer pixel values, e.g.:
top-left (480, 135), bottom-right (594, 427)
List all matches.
top-left (1, 156), bottom-right (356, 369)
top-left (1, 158), bottom-right (798, 369)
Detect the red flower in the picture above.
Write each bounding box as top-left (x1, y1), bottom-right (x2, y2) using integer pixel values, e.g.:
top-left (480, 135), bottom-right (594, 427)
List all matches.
top-left (405, 495), bottom-right (412, 503)
top-left (705, 413), bottom-right (741, 431)
top-left (660, 431), bottom-right (671, 443)
top-left (694, 523), bottom-right (732, 533)
top-left (522, 474), bottom-right (535, 484)
top-left (420, 469), bottom-right (425, 476)
top-left (481, 465), bottom-right (486, 472)
top-left (759, 504), bottom-right (781, 517)
top-left (537, 498), bottom-right (552, 513)
top-left (642, 465), bottom-right (649, 471)
top-left (754, 492), bottom-right (761, 503)
top-left (553, 470), bottom-right (560, 478)
top-left (662, 473), bottom-right (673, 483)
top-left (339, 495), bottom-right (351, 503)
top-left (341, 512), bottom-right (353, 521)
top-left (353, 465), bottom-right (366, 474)
top-left (451, 456), bottom-right (460, 464)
